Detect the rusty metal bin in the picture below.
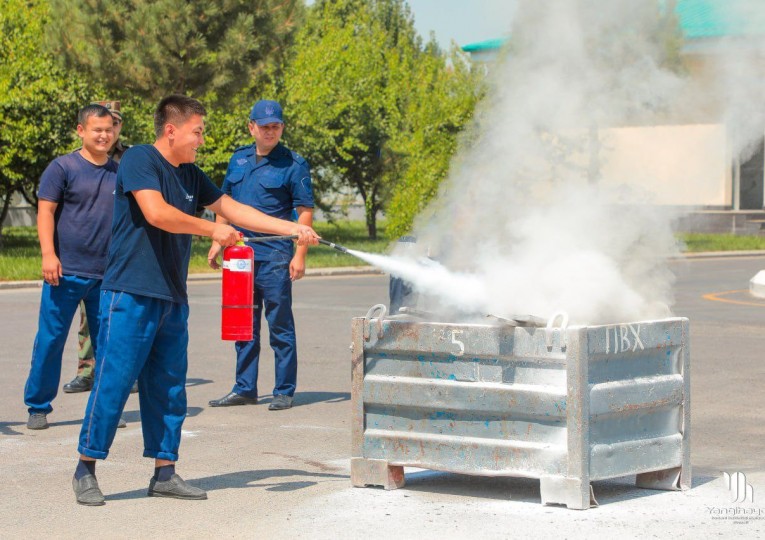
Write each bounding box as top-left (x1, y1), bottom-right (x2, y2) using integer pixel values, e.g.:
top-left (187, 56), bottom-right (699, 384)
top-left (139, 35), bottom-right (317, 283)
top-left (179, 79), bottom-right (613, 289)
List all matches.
top-left (350, 307), bottom-right (690, 509)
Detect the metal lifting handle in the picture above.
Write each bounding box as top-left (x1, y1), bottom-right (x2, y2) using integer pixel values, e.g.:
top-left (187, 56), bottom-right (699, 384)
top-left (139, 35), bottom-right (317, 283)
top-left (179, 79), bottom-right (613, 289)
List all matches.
top-left (545, 311), bottom-right (569, 350)
top-left (363, 304), bottom-right (387, 341)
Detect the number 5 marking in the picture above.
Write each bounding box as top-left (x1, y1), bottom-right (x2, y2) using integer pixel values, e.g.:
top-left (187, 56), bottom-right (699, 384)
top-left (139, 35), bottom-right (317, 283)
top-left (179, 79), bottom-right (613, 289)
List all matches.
top-left (452, 330), bottom-right (465, 357)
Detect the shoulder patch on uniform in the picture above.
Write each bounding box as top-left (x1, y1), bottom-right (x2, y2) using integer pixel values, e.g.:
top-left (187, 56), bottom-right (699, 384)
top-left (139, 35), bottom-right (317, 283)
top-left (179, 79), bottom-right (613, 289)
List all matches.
top-left (290, 151), bottom-right (307, 166)
top-left (236, 158), bottom-right (248, 166)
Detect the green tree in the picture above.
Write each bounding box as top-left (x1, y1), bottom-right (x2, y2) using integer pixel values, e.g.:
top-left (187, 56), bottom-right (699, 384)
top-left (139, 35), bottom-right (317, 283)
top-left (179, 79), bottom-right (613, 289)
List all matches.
top-left (282, 0), bottom-right (478, 239)
top-left (385, 43), bottom-right (483, 238)
top-left (0, 0), bottom-right (93, 244)
top-left (195, 105), bottom-right (254, 185)
top-left (44, 0), bottom-right (305, 107)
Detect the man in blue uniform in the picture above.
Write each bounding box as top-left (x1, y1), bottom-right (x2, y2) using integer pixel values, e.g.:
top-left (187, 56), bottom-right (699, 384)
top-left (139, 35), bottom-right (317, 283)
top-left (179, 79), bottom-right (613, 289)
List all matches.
top-left (24, 104), bottom-right (117, 430)
top-left (72, 95), bottom-right (319, 506)
top-left (207, 100), bottom-right (314, 411)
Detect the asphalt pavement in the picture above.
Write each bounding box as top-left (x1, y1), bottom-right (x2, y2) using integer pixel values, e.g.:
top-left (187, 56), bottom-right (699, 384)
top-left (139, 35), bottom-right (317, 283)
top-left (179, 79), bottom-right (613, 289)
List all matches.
top-left (0, 255), bottom-right (764, 539)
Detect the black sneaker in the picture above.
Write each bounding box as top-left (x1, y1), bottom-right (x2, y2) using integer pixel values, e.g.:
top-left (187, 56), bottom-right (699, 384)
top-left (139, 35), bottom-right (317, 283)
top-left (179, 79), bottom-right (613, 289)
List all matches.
top-left (63, 376), bottom-right (93, 393)
top-left (27, 412), bottom-right (49, 430)
top-left (73, 474), bottom-right (105, 506)
top-left (148, 474), bottom-right (207, 500)
top-left (268, 394), bottom-right (293, 410)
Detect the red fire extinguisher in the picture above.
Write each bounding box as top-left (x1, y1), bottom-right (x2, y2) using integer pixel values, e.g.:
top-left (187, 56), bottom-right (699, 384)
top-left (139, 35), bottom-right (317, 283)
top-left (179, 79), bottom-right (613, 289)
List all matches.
top-left (221, 239), bottom-right (255, 341)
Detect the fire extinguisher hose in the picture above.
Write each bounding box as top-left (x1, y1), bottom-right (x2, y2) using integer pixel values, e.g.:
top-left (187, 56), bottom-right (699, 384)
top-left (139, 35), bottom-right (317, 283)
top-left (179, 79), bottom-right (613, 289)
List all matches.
top-left (241, 235), bottom-right (351, 254)
top-left (241, 234), bottom-right (300, 242)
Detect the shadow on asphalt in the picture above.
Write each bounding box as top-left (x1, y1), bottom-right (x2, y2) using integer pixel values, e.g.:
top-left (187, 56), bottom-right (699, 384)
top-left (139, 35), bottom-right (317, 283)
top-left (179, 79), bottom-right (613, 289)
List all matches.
top-left (0, 421), bottom-right (26, 435)
top-left (399, 470), bottom-right (719, 507)
top-left (120, 406), bottom-right (203, 424)
top-left (292, 391), bottom-right (350, 406)
top-left (186, 378), bottom-right (213, 387)
top-left (2, 418), bottom-right (87, 434)
top-left (105, 468), bottom-right (349, 502)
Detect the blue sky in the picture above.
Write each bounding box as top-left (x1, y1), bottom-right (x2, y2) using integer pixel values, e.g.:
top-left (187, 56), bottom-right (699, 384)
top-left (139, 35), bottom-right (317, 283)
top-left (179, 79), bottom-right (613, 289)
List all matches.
top-left (305, 0), bottom-right (517, 49)
top-left (405, 0), bottom-right (517, 49)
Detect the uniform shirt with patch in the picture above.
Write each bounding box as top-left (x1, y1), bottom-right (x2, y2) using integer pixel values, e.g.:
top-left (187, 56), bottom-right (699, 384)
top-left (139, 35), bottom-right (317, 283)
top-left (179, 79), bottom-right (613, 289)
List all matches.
top-left (222, 143), bottom-right (314, 262)
top-left (101, 145), bottom-right (223, 303)
top-left (37, 150), bottom-right (117, 279)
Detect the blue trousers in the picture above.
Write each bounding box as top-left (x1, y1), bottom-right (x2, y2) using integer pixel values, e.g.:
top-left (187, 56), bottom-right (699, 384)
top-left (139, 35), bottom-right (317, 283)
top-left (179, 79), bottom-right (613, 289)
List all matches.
top-left (24, 275), bottom-right (102, 414)
top-left (232, 260), bottom-right (297, 398)
top-left (78, 291), bottom-right (189, 461)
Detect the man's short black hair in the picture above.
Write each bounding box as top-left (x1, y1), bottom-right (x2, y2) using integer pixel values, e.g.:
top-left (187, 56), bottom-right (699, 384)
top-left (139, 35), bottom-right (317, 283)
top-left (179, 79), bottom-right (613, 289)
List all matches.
top-left (154, 95), bottom-right (207, 138)
top-left (78, 104), bottom-right (113, 126)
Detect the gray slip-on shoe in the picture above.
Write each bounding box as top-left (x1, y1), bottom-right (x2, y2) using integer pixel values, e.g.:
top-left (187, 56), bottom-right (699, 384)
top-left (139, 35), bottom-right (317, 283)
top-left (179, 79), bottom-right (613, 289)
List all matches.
top-left (148, 474), bottom-right (207, 500)
top-left (268, 394), bottom-right (293, 410)
top-left (117, 416), bottom-right (127, 428)
top-left (73, 474), bottom-right (105, 506)
top-left (27, 412), bottom-right (49, 430)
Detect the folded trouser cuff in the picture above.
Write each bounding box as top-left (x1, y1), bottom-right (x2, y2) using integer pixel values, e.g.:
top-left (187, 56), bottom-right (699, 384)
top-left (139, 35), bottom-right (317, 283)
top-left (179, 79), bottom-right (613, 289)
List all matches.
top-left (143, 449), bottom-right (179, 461)
top-left (78, 445), bottom-right (108, 460)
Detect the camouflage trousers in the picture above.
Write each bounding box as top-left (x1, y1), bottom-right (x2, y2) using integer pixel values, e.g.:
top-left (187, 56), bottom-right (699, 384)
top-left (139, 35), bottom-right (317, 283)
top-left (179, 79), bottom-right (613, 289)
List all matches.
top-left (76, 300), bottom-right (95, 379)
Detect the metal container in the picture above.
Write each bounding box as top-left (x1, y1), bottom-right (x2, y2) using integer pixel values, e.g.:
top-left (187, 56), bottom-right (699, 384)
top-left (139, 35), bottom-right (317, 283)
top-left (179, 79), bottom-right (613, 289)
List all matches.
top-left (350, 305), bottom-right (690, 510)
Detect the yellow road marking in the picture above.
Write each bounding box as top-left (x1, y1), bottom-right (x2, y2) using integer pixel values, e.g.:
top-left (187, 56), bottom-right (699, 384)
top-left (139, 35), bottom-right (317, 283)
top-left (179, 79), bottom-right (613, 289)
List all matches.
top-left (702, 290), bottom-right (765, 307)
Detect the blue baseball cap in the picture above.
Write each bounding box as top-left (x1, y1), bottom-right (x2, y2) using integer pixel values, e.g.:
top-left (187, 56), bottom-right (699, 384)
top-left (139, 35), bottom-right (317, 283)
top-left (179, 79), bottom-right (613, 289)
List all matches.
top-left (249, 100), bottom-right (283, 126)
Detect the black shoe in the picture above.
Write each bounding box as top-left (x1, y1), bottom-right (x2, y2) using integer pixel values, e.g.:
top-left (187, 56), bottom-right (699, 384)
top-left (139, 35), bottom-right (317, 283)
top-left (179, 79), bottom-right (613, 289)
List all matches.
top-left (73, 474), bottom-right (105, 506)
top-left (63, 376), bottom-right (93, 393)
top-left (268, 394), bottom-right (293, 410)
top-left (148, 474), bottom-right (207, 500)
top-left (208, 392), bottom-right (257, 407)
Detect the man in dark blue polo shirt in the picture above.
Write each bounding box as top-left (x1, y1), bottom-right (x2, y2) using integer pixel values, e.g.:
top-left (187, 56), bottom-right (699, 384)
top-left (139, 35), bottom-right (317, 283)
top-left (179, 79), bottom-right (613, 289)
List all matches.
top-left (207, 100), bottom-right (314, 411)
top-left (24, 104), bottom-right (117, 431)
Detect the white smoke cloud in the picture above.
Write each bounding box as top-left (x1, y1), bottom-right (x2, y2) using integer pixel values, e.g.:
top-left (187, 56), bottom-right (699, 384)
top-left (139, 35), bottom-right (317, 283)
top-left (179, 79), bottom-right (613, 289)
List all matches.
top-left (380, 0), bottom-right (765, 325)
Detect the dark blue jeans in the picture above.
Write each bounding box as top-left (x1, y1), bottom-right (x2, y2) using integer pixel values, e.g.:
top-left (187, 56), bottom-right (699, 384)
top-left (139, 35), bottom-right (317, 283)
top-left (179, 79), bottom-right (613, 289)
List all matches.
top-left (232, 260), bottom-right (297, 398)
top-left (24, 275), bottom-right (101, 414)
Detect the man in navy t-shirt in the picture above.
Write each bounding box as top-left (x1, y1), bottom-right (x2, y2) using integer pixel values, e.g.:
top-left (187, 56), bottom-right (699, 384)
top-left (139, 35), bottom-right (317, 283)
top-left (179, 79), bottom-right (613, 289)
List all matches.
top-left (24, 104), bottom-right (117, 431)
top-left (72, 95), bottom-right (319, 506)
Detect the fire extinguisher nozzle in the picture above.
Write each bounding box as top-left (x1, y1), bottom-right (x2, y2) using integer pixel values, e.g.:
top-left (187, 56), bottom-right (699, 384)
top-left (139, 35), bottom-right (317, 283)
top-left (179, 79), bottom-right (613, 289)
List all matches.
top-left (318, 238), bottom-right (349, 253)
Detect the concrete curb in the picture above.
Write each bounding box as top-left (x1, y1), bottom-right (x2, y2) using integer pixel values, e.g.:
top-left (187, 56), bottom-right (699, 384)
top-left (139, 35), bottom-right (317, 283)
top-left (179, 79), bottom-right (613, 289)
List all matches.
top-left (185, 266), bottom-right (382, 282)
top-left (2, 251), bottom-right (764, 290)
top-left (679, 250), bottom-right (765, 259)
top-left (0, 266), bottom-right (383, 290)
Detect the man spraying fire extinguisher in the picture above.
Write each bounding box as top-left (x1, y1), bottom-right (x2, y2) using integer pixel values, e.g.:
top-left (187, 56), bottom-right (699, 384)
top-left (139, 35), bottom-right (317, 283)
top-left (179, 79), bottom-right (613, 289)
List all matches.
top-left (72, 95), bottom-right (319, 507)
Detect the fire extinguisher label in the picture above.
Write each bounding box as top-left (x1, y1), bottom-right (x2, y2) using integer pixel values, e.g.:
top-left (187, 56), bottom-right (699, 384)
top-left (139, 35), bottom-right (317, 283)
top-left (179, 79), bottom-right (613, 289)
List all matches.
top-left (222, 259), bottom-right (253, 272)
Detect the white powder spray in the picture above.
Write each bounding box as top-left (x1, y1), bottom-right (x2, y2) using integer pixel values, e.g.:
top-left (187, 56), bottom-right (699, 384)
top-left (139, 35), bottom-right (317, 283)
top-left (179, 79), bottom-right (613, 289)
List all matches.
top-left (359, 1), bottom-right (765, 325)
